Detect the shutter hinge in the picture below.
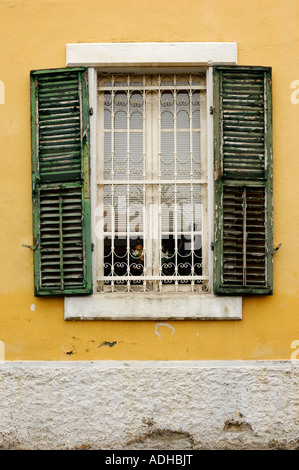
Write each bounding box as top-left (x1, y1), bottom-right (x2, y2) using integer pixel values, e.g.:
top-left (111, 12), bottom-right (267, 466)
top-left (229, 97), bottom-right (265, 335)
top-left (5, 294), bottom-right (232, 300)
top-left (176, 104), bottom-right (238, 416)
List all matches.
top-left (273, 243), bottom-right (282, 255)
top-left (89, 107), bottom-right (94, 115)
top-left (211, 242), bottom-right (216, 251)
top-left (22, 242), bottom-right (37, 250)
top-left (32, 176), bottom-right (40, 193)
top-left (209, 106), bottom-right (214, 115)
top-left (91, 243), bottom-right (95, 252)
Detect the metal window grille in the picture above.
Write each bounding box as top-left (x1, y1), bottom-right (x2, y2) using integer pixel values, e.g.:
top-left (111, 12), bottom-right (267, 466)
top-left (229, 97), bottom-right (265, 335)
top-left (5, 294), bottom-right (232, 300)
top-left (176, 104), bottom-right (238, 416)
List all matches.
top-left (97, 73), bottom-right (209, 293)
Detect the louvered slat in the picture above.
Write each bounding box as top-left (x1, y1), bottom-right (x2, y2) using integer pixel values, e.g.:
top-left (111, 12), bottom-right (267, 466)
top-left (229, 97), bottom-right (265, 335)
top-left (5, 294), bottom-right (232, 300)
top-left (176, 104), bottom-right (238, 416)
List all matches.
top-left (40, 187), bottom-right (84, 289)
top-left (214, 66), bottom-right (273, 295)
top-left (31, 67), bottom-right (92, 296)
top-left (35, 71), bottom-right (82, 182)
top-left (222, 186), bottom-right (266, 287)
top-left (222, 73), bottom-right (265, 181)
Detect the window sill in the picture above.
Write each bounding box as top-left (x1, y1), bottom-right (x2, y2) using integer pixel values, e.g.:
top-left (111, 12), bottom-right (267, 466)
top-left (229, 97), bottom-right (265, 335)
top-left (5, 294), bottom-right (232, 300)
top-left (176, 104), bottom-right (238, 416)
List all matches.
top-left (64, 293), bottom-right (242, 321)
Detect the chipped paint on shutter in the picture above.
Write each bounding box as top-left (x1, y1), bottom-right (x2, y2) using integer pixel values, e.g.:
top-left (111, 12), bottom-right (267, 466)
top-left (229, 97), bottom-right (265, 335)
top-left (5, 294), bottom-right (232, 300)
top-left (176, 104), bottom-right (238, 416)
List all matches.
top-left (31, 68), bottom-right (92, 296)
top-left (36, 70), bottom-right (83, 181)
top-left (213, 66), bottom-right (273, 295)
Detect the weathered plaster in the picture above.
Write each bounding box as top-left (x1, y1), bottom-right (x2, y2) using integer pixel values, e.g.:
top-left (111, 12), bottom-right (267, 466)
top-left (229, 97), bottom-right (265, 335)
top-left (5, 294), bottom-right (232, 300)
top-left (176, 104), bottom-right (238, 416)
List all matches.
top-left (0, 361), bottom-right (298, 450)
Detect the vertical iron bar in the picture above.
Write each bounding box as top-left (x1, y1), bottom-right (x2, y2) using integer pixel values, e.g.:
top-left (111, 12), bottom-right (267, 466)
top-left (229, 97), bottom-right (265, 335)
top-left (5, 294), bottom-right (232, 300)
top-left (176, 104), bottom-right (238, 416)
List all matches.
top-left (127, 78), bottom-right (130, 291)
top-left (111, 79), bottom-right (115, 291)
top-left (158, 78), bottom-right (162, 291)
top-left (174, 76), bottom-right (178, 291)
top-left (189, 77), bottom-right (194, 291)
top-left (142, 79), bottom-right (147, 291)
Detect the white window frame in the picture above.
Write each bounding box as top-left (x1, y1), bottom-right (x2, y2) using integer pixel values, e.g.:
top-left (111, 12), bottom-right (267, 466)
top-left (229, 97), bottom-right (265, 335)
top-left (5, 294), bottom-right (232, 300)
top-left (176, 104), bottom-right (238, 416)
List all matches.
top-left (97, 73), bottom-right (209, 292)
top-left (64, 42), bottom-right (242, 320)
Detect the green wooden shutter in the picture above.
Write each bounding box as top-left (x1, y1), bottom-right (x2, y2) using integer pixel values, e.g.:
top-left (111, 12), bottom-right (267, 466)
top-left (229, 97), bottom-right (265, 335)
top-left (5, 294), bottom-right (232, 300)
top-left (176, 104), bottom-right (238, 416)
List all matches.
top-left (31, 67), bottom-right (92, 296)
top-left (213, 66), bottom-right (273, 295)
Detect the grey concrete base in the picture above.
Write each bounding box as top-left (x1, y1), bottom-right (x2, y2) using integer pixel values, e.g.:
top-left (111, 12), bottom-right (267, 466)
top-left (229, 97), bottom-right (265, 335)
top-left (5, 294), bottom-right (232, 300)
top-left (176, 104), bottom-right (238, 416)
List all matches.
top-left (0, 361), bottom-right (298, 450)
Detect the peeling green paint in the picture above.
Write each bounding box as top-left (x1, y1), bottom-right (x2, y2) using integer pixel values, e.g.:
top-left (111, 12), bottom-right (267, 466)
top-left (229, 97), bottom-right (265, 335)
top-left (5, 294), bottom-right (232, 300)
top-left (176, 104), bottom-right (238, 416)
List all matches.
top-left (213, 66), bottom-right (273, 295)
top-left (30, 68), bottom-right (92, 296)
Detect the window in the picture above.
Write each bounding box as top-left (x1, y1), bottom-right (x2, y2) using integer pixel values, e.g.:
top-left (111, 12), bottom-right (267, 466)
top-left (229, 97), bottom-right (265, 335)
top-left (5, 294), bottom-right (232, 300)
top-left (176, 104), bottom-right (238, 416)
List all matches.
top-left (97, 73), bottom-right (208, 293)
top-left (30, 43), bottom-right (273, 320)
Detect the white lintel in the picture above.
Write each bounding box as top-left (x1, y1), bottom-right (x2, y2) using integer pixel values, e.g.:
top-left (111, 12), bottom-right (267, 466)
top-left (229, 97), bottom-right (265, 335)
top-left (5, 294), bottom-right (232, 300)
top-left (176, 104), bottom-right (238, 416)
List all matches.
top-left (66, 42), bottom-right (238, 67)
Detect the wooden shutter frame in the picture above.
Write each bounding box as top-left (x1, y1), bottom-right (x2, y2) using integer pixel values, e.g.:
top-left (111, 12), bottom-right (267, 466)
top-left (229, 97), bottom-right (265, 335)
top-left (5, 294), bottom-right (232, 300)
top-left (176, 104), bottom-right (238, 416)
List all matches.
top-left (213, 65), bottom-right (273, 295)
top-left (31, 67), bottom-right (92, 296)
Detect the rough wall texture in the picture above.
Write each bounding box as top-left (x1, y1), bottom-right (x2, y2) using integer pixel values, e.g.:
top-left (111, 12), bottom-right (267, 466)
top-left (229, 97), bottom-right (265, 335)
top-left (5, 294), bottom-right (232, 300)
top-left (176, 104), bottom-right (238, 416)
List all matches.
top-left (0, 361), bottom-right (298, 450)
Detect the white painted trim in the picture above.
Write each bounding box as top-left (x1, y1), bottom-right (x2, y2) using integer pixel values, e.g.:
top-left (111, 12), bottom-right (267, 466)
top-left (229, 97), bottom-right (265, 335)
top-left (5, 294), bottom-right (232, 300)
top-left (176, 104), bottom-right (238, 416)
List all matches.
top-left (88, 68), bottom-right (98, 292)
top-left (206, 67), bottom-right (214, 288)
top-left (66, 42), bottom-right (237, 67)
top-left (65, 294), bottom-right (242, 320)
top-left (64, 42), bottom-right (241, 321)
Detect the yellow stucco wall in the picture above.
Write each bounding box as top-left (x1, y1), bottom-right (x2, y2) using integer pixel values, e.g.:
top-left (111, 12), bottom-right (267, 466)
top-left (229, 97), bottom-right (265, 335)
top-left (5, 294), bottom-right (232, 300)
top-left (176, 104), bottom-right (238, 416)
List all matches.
top-left (0, 0), bottom-right (299, 360)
